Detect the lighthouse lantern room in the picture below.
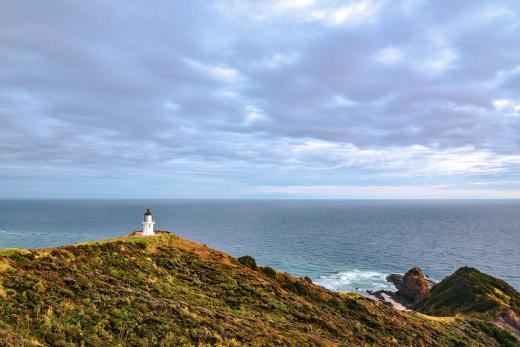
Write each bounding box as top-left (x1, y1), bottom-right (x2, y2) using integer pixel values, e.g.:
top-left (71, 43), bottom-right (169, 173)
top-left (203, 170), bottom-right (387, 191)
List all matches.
top-left (142, 209), bottom-right (155, 236)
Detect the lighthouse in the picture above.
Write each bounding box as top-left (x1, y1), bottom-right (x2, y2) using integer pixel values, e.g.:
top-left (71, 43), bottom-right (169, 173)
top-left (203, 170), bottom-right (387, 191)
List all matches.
top-left (142, 209), bottom-right (155, 236)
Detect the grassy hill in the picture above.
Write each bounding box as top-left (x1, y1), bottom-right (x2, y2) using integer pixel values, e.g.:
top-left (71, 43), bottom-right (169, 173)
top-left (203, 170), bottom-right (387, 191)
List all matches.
top-left (0, 233), bottom-right (518, 346)
top-left (416, 266), bottom-right (520, 340)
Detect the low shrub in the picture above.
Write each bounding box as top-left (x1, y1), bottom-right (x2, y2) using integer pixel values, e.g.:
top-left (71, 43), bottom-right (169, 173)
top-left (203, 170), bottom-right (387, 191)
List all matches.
top-left (469, 320), bottom-right (518, 347)
top-left (237, 256), bottom-right (256, 270)
top-left (260, 266), bottom-right (276, 278)
top-left (9, 253), bottom-right (24, 261)
top-left (283, 280), bottom-right (309, 297)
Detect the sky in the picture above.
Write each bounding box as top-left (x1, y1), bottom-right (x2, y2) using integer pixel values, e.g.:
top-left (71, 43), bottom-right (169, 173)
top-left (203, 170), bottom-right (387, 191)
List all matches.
top-left (1, 0), bottom-right (520, 199)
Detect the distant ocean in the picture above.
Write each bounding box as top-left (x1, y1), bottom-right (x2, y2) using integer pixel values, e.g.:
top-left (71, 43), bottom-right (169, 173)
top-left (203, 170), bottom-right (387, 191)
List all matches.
top-left (1, 199), bottom-right (519, 293)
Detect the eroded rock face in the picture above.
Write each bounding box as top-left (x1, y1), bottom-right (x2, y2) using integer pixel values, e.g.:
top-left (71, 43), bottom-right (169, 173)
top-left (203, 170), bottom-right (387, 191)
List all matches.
top-left (396, 267), bottom-right (430, 305)
top-left (494, 308), bottom-right (520, 340)
top-left (386, 274), bottom-right (404, 290)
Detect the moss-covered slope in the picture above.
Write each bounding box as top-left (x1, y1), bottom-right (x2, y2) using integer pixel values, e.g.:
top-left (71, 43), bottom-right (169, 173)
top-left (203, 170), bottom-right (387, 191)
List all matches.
top-left (0, 234), bottom-right (517, 346)
top-left (416, 266), bottom-right (520, 339)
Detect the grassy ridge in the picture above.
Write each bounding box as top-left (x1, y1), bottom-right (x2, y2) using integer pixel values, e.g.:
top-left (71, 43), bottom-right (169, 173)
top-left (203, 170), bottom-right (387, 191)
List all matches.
top-left (0, 234), bottom-right (517, 346)
top-left (417, 267), bottom-right (520, 317)
top-left (416, 266), bottom-right (520, 340)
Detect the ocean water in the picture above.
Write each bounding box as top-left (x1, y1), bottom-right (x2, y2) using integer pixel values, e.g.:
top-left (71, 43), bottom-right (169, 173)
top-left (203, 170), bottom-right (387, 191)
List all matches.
top-left (0, 199), bottom-right (519, 293)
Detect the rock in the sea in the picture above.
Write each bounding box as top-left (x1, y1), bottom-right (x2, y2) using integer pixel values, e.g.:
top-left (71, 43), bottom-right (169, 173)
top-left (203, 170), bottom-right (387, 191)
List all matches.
top-left (396, 267), bottom-right (430, 305)
top-left (386, 273), bottom-right (404, 290)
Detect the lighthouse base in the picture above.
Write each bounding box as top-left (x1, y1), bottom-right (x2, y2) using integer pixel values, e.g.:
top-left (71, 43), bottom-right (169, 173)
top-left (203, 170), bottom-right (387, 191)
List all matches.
top-left (128, 230), bottom-right (170, 237)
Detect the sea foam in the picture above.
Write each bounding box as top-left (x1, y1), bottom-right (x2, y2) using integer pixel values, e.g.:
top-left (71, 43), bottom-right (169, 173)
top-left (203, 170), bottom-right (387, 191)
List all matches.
top-left (314, 270), bottom-right (394, 294)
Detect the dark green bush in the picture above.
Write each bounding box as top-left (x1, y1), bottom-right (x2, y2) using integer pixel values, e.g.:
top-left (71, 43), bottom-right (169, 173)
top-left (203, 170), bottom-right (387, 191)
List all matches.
top-left (9, 252), bottom-right (25, 261)
top-left (469, 320), bottom-right (518, 347)
top-left (237, 256), bottom-right (256, 270)
top-left (283, 280), bottom-right (308, 297)
top-left (260, 266), bottom-right (276, 278)
top-left (133, 241), bottom-right (148, 250)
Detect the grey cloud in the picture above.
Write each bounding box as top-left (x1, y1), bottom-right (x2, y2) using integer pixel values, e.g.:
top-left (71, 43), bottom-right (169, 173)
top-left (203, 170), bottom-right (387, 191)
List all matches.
top-left (1, 0), bottom-right (520, 197)
top-left (236, 2), bottom-right (520, 151)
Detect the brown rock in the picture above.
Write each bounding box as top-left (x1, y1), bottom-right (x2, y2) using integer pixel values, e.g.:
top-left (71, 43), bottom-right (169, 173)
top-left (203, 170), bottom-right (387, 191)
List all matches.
top-left (386, 274), bottom-right (404, 290)
top-left (493, 308), bottom-right (520, 340)
top-left (396, 267), bottom-right (430, 305)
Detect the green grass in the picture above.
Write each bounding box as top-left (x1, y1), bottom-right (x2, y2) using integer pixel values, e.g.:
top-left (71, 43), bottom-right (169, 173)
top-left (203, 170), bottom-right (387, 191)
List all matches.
top-left (0, 235), bottom-right (517, 346)
top-left (417, 267), bottom-right (520, 317)
top-left (0, 248), bottom-right (26, 257)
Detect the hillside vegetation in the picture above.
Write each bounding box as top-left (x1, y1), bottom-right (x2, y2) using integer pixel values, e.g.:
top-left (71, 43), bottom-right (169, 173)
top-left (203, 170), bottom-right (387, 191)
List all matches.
top-left (0, 233), bottom-right (518, 346)
top-left (416, 266), bottom-right (520, 339)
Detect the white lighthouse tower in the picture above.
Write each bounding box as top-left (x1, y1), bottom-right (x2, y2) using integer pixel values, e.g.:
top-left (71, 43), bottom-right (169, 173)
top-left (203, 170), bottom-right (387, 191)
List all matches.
top-left (142, 209), bottom-right (155, 236)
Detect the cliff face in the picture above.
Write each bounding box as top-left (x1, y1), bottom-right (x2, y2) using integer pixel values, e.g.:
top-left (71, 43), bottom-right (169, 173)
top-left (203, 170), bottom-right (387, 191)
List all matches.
top-left (0, 234), bottom-right (517, 346)
top-left (395, 267), bottom-right (430, 305)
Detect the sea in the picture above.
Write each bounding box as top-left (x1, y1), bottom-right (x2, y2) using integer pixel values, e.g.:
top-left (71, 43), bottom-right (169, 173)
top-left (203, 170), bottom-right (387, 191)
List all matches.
top-left (1, 199), bottom-right (519, 293)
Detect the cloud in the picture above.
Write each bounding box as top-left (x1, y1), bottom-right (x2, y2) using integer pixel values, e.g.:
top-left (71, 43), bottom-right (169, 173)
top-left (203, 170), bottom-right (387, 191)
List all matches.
top-left (243, 105), bottom-right (269, 125)
top-left (289, 141), bottom-right (520, 175)
top-left (255, 185), bottom-right (520, 199)
top-left (493, 98), bottom-right (520, 117)
top-left (215, 0), bottom-right (385, 26)
top-left (183, 58), bottom-right (240, 83)
top-left (261, 52), bottom-right (300, 69)
top-left (373, 47), bottom-right (403, 65)
top-left (419, 48), bottom-right (458, 73)
top-left (318, 0), bottom-right (385, 26)
top-left (0, 0), bottom-right (520, 198)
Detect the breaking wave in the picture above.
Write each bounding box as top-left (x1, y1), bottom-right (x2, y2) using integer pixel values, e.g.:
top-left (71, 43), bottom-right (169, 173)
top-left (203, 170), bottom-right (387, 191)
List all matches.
top-left (314, 270), bottom-right (394, 294)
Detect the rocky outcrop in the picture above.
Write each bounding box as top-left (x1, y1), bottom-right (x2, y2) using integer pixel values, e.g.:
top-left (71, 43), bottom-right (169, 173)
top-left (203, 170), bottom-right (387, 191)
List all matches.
top-left (395, 267), bottom-right (431, 305)
top-left (370, 267), bottom-right (433, 309)
top-left (386, 273), bottom-right (404, 290)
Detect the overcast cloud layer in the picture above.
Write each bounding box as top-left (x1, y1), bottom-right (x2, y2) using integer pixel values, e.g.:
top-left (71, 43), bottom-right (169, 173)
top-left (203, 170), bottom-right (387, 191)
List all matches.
top-left (1, 0), bottom-right (520, 198)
